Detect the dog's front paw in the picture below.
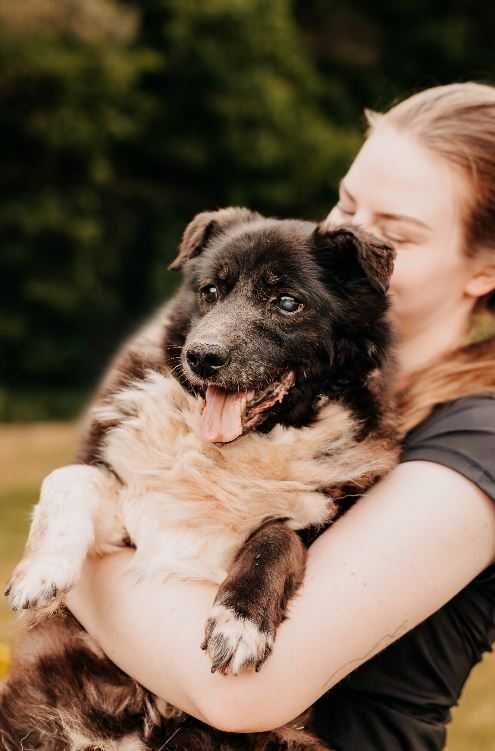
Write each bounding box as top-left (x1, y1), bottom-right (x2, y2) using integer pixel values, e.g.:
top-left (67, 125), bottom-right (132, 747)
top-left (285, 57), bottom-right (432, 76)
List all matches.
top-left (5, 555), bottom-right (78, 611)
top-left (201, 604), bottom-right (273, 675)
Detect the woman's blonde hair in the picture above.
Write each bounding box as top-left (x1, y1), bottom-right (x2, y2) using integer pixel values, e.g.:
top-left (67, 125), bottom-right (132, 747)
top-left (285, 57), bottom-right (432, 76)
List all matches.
top-left (366, 83), bottom-right (495, 432)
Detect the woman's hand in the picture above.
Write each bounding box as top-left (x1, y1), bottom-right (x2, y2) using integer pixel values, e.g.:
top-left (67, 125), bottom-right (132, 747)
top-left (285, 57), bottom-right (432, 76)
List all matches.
top-left (67, 460), bottom-right (495, 733)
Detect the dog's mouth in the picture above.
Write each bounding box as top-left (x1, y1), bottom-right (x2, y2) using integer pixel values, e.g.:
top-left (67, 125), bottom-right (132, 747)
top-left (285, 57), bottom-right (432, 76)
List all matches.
top-left (199, 371), bottom-right (295, 444)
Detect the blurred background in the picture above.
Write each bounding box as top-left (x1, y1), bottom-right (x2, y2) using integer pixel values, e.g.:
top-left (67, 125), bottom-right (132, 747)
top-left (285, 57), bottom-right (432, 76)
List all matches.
top-left (1, 1), bottom-right (494, 747)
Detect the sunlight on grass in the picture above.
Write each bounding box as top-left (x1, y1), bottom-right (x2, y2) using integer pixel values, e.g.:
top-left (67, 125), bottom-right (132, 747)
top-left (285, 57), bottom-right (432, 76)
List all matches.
top-left (448, 655), bottom-right (495, 751)
top-left (0, 422), bottom-right (493, 747)
top-left (0, 422), bottom-right (78, 642)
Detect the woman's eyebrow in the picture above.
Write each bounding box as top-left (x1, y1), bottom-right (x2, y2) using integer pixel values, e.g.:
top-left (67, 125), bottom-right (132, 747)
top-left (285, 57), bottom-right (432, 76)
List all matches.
top-left (340, 181), bottom-right (431, 231)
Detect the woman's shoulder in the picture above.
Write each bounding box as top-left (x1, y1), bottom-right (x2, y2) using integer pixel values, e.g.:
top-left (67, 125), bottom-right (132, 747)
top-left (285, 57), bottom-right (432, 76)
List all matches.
top-left (401, 393), bottom-right (495, 502)
top-left (404, 392), bottom-right (495, 440)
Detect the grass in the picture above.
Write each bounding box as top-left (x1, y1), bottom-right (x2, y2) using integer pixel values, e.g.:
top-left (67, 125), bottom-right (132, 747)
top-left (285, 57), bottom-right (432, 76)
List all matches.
top-left (0, 422), bottom-right (78, 642)
top-left (0, 423), bottom-right (493, 748)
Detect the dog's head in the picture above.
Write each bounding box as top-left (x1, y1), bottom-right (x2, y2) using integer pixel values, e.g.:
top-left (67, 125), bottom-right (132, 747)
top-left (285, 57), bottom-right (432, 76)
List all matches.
top-left (165, 207), bottom-right (395, 443)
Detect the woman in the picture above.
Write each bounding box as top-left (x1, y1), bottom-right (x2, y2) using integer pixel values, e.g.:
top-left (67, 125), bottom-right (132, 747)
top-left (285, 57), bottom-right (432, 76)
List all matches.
top-left (67, 82), bottom-right (495, 749)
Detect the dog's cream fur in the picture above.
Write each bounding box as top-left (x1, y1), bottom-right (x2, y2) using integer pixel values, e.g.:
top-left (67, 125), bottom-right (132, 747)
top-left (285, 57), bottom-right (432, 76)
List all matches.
top-left (9, 367), bottom-right (396, 615)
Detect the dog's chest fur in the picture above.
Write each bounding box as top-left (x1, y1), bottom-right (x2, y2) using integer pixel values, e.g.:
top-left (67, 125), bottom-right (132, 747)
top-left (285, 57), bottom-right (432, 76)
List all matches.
top-left (93, 369), bottom-right (396, 583)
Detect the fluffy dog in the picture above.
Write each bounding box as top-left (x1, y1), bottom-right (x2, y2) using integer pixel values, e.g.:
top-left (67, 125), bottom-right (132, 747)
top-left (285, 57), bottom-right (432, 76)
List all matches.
top-left (1, 208), bottom-right (398, 750)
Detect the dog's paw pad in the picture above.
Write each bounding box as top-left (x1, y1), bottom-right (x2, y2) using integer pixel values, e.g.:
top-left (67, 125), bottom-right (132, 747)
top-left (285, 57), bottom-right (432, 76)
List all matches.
top-left (201, 604), bottom-right (273, 675)
top-left (5, 556), bottom-right (76, 611)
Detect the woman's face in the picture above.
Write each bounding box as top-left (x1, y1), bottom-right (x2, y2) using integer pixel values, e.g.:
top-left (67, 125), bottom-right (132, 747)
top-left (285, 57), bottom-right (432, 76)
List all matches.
top-left (325, 124), bottom-right (475, 334)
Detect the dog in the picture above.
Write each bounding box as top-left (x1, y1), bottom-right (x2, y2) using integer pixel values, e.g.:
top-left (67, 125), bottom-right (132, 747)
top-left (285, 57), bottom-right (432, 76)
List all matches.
top-left (1, 207), bottom-right (398, 750)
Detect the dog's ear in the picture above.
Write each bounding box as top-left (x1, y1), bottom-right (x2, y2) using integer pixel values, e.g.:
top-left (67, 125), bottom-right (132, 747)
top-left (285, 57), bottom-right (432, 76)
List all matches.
top-left (311, 224), bottom-right (395, 295)
top-left (168, 207), bottom-right (262, 271)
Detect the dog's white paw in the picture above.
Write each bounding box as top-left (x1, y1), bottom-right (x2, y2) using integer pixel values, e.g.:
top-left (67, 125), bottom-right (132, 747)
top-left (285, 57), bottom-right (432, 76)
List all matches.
top-left (5, 555), bottom-right (79, 611)
top-left (201, 604), bottom-right (273, 675)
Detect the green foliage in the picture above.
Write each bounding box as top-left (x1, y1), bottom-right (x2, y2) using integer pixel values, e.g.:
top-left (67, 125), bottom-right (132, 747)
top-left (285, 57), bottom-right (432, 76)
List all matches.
top-left (0, 0), bottom-right (358, 410)
top-left (1, 1), bottom-right (494, 418)
top-left (151, 0), bottom-right (355, 214)
top-left (0, 387), bottom-right (87, 422)
top-left (0, 22), bottom-right (160, 393)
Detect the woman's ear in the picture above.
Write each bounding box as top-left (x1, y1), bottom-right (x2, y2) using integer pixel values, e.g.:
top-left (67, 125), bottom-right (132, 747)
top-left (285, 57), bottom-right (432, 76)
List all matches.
top-left (464, 264), bottom-right (495, 300)
top-left (311, 224), bottom-right (396, 295)
top-left (168, 207), bottom-right (262, 271)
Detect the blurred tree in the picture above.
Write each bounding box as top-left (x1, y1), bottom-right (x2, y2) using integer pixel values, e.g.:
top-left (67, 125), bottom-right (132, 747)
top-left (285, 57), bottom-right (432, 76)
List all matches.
top-left (127, 0), bottom-right (359, 294)
top-left (0, 0), bottom-right (138, 43)
top-left (2, 0), bottom-right (494, 419)
top-left (0, 0), bottom-right (357, 417)
top-left (293, 1), bottom-right (495, 117)
top-left (0, 2), bottom-right (158, 404)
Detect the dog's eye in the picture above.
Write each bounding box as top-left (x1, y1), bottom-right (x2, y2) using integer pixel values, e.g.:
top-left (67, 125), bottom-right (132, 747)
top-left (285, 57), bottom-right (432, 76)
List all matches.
top-left (275, 295), bottom-right (303, 314)
top-left (200, 284), bottom-right (219, 304)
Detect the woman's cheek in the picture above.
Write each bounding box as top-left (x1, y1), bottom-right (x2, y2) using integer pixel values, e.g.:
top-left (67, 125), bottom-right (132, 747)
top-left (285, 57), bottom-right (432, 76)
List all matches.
top-left (388, 253), bottom-right (431, 317)
top-left (390, 250), bottom-right (425, 294)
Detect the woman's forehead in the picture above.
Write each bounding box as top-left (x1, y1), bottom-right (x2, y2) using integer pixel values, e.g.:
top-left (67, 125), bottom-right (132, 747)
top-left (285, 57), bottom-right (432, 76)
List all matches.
top-left (343, 124), bottom-right (464, 229)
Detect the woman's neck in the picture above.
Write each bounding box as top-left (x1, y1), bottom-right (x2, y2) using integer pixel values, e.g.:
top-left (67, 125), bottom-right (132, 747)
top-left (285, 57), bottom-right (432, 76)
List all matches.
top-left (394, 307), bottom-right (470, 378)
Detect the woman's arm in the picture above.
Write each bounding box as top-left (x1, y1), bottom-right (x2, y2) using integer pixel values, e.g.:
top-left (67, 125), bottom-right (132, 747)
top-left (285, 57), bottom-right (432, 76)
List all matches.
top-left (66, 460), bottom-right (495, 732)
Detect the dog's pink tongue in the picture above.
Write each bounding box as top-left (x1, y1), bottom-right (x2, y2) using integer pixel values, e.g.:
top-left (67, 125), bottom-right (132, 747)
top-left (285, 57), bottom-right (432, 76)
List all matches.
top-left (201, 386), bottom-right (247, 443)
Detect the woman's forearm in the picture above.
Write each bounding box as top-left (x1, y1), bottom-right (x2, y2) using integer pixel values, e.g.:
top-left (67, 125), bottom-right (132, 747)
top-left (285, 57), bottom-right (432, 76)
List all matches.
top-left (67, 552), bottom-right (218, 724)
top-left (67, 461), bottom-right (495, 732)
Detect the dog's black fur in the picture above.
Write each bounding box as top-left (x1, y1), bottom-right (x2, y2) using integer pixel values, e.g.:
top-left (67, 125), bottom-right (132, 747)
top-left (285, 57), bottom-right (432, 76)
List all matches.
top-left (165, 208), bottom-right (393, 436)
top-left (1, 208), bottom-right (397, 751)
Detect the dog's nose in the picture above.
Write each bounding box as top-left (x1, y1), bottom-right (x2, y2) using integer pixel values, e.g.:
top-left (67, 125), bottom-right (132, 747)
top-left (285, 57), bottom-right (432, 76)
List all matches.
top-left (186, 344), bottom-right (230, 377)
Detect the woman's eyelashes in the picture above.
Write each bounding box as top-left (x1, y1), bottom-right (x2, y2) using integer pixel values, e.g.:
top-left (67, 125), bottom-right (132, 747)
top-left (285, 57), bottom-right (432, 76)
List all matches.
top-left (331, 198), bottom-right (415, 247)
top-left (336, 204), bottom-right (410, 244)
top-left (381, 230), bottom-right (409, 246)
top-left (380, 224), bottom-right (418, 247)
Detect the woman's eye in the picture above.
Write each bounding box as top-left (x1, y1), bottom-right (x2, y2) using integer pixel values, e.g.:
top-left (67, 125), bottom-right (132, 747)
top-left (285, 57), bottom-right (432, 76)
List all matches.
top-left (275, 295), bottom-right (303, 314)
top-left (383, 234), bottom-right (409, 246)
top-left (200, 284), bottom-right (219, 303)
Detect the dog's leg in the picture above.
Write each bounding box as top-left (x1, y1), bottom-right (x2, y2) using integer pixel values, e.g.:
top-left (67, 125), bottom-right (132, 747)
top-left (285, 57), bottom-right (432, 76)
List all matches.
top-left (201, 519), bottom-right (306, 675)
top-left (5, 465), bottom-right (122, 611)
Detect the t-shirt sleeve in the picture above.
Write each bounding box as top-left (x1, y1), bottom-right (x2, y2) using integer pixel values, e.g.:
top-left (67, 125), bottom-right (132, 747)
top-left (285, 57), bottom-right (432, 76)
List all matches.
top-left (400, 394), bottom-right (495, 502)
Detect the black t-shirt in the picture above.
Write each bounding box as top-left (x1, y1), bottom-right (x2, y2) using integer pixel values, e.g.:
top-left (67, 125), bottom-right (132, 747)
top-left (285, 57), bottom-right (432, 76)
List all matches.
top-left (313, 394), bottom-right (495, 751)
